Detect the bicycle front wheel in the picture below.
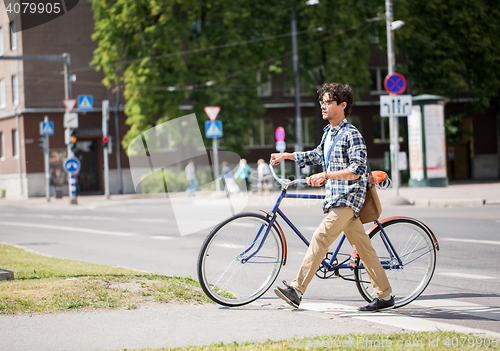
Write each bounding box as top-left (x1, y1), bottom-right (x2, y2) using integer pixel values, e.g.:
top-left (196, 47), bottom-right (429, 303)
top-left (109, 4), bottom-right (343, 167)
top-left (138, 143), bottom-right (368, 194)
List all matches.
top-left (197, 213), bottom-right (283, 307)
top-left (355, 218), bottom-right (437, 308)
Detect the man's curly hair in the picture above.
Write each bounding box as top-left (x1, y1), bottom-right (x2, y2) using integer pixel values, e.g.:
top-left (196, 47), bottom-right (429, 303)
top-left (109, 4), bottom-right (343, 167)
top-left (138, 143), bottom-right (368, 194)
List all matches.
top-left (317, 83), bottom-right (354, 117)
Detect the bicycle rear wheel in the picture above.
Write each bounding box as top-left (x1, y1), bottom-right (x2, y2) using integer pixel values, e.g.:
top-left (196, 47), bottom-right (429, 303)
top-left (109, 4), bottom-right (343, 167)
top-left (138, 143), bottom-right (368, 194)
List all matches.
top-left (197, 213), bottom-right (283, 306)
top-left (354, 218), bottom-right (437, 308)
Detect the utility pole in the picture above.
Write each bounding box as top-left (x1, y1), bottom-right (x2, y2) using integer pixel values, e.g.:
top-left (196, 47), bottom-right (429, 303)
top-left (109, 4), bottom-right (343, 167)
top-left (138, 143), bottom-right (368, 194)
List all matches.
top-left (386, 0), bottom-right (400, 195)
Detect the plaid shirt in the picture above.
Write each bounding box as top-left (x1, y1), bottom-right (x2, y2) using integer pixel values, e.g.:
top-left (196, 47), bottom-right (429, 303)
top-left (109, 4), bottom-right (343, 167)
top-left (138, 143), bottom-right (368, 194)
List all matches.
top-left (294, 119), bottom-right (368, 216)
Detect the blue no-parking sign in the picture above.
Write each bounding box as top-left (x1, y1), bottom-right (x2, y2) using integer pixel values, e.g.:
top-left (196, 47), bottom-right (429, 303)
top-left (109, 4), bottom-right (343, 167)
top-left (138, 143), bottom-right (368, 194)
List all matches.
top-left (384, 73), bottom-right (407, 95)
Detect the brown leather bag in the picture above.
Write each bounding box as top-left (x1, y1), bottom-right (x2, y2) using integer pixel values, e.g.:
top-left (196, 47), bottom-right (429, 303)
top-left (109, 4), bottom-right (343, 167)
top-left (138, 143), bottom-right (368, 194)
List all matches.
top-left (358, 173), bottom-right (382, 224)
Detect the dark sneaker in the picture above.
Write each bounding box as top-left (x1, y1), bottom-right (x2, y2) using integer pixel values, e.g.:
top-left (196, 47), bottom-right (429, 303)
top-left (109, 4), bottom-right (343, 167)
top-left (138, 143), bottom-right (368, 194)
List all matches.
top-left (274, 281), bottom-right (301, 308)
top-left (358, 296), bottom-right (395, 312)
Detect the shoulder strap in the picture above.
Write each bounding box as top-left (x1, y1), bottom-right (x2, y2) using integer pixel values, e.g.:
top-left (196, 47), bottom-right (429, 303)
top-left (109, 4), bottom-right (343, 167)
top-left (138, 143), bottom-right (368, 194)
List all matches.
top-left (325, 127), bottom-right (348, 171)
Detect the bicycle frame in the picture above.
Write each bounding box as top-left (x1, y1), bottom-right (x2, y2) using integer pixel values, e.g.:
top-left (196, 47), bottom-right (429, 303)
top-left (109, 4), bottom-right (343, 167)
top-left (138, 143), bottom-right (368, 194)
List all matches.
top-left (241, 188), bottom-right (404, 274)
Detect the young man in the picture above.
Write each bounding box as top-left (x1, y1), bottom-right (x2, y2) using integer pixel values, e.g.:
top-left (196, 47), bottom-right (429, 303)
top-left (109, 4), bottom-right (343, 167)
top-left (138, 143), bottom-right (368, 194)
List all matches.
top-left (270, 82), bottom-right (394, 312)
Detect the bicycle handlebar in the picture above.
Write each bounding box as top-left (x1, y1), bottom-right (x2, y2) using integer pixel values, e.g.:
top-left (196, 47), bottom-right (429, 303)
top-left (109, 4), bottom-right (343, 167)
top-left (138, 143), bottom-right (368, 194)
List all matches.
top-left (269, 162), bottom-right (308, 188)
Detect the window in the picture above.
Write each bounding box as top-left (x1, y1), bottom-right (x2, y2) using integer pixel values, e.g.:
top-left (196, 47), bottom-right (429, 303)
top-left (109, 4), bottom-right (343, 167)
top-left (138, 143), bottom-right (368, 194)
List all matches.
top-left (369, 67), bottom-right (388, 94)
top-left (11, 74), bottom-right (18, 104)
top-left (0, 27), bottom-right (4, 56)
top-left (285, 117), bottom-right (315, 146)
top-left (257, 70), bottom-right (272, 97)
top-left (0, 132), bottom-right (3, 159)
top-left (0, 80), bottom-right (5, 109)
top-left (372, 115), bottom-right (404, 143)
top-left (9, 21), bottom-right (16, 51)
top-left (247, 119), bottom-right (274, 147)
top-left (12, 129), bottom-right (18, 157)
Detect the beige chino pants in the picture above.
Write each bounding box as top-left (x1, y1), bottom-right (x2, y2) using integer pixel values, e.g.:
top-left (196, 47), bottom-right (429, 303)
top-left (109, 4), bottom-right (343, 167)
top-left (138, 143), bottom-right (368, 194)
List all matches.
top-left (290, 206), bottom-right (392, 299)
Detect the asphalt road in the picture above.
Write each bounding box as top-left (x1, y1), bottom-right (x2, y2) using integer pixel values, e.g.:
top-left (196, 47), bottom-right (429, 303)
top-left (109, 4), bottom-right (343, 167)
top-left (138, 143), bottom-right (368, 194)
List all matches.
top-left (1, 194), bottom-right (500, 347)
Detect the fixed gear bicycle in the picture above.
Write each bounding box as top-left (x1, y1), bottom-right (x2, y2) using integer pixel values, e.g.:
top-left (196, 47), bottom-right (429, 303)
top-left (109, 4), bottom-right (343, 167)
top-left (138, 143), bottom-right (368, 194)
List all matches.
top-left (197, 163), bottom-right (438, 308)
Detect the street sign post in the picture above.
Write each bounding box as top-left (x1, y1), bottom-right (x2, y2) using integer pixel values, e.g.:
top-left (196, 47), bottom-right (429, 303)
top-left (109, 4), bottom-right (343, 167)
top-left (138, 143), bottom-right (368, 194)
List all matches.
top-left (39, 116), bottom-right (52, 201)
top-left (64, 157), bottom-right (81, 175)
top-left (380, 95), bottom-right (412, 117)
top-left (64, 157), bottom-right (80, 199)
top-left (204, 106), bottom-right (221, 191)
top-left (63, 99), bottom-right (77, 112)
top-left (205, 121), bottom-right (223, 138)
top-left (63, 98), bottom-right (78, 204)
top-left (204, 106), bottom-right (220, 121)
top-left (63, 112), bottom-right (79, 128)
top-left (384, 73), bottom-right (407, 95)
top-left (383, 72), bottom-right (407, 198)
top-left (40, 121), bottom-right (54, 136)
top-left (275, 126), bottom-right (286, 179)
top-left (78, 95), bottom-right (93, 111)
top-left (102, 100), bottom-right (110, 198)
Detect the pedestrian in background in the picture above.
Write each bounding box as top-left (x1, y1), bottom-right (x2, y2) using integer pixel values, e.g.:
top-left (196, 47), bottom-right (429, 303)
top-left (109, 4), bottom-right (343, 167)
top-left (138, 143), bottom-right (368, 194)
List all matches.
top-left (185, 160), bottom-right (198, 197)
top-left (234, 159), bottom-right (252, 192)
top-left (221, 161), bottom-right (240, 193)
top-left (257, 159), bottom-right (272, 195)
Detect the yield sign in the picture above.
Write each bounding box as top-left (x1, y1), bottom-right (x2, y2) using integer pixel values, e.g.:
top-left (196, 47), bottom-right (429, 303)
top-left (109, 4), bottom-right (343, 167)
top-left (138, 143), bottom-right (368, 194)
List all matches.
top-left (63, 99), bottom-right (77, 112)
top-left (204, 106), bottom-right (221, 121)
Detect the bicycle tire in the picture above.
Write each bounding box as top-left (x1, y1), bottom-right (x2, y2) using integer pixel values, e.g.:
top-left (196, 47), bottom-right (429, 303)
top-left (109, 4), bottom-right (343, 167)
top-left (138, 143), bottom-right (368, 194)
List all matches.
top-left (354, 218), bottom-right (437, 308)
top-left (197, 212), bottom-right (284, 307)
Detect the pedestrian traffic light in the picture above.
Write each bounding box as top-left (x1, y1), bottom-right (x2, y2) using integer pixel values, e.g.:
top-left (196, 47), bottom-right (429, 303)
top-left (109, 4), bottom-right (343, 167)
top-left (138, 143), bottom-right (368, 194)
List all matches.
top-left (103, 136), bottom-right (108, 148)
top-left (38, 137), bottom-right (45, 149)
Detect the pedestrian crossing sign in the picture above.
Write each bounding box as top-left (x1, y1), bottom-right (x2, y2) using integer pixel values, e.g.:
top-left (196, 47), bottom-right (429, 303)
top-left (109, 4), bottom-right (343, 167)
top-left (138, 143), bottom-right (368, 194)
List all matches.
top-left (78, 95), bottom-right (93, 111)
top-left (205, 121), bottom-right (223, 138)
top-left (40, 121), bottom-right (54, 136)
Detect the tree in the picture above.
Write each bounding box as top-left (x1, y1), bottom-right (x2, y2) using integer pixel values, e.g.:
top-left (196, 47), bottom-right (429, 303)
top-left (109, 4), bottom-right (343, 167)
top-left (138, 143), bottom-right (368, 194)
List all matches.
top-left (90, 0), bottom-right (380, 152)
top-left (393, 0), bottom-right (500, 108)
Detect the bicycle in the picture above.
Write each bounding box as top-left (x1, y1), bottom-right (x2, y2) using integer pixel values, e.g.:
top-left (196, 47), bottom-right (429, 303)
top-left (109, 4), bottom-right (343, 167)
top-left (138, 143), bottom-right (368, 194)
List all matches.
top-left (197, 163), bottom-right (439, 308)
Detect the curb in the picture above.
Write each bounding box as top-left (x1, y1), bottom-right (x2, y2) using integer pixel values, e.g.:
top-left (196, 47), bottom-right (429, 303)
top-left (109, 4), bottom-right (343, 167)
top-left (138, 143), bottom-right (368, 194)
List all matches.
top-left (413, 198), bottom-right (485, 207)
top-left (0, 269), bottom-right (14, 281)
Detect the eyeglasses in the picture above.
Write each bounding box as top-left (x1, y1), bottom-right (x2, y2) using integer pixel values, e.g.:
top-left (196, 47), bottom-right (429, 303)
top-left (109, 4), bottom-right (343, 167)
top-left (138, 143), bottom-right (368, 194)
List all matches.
top-left (319, 99), bottom-right (335, 107)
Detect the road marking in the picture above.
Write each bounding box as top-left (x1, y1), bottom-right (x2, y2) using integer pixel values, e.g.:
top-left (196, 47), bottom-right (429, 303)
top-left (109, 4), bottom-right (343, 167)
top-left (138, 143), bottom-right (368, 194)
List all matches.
top-left (300, 302), bottom-right (500, 339)
top-left (437, 272), bottom-right (496, 280)
top-left (149, 235), bottom-right (174, 240)
top-left (442, 238), bottom-right (500, 246)
top-left (411, 299), bottom-right (500, 321)
top-left (1, 213), bottom-right (172, 223)
top-left (0, 221), bottom-right (136, 237)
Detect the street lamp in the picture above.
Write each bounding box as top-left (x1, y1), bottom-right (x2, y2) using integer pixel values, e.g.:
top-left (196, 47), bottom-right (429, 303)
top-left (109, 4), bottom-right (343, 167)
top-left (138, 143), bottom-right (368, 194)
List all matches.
top-left (291, 0), bottom-right (318, 181)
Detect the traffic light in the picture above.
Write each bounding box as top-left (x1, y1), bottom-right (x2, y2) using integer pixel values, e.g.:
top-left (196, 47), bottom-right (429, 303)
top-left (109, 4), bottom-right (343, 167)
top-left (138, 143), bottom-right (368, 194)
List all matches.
top-left (38, 137), bottom-right (45, 149)
top-left (70, 130), bottom-right (77, 150)
top-left (102, 135), bottom-right (108, 149)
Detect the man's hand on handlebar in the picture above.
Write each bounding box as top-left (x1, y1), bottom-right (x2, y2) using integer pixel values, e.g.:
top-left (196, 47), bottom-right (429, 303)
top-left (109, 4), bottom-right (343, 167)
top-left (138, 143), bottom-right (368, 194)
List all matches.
top-left (307, 172), bottom-right (327, 187)
top-left (270, 152), bottom-right (294, 166)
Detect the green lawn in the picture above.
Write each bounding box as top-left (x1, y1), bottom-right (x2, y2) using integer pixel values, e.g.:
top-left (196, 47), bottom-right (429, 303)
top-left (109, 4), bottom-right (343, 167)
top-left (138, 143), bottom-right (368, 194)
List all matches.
top-left (0, 243), bottom-right (210, 314)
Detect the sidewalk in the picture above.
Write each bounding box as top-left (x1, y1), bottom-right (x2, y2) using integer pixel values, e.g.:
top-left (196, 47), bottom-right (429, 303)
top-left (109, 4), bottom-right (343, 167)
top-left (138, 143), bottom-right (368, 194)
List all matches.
top-left (1, 180), bottom-right (499, 208)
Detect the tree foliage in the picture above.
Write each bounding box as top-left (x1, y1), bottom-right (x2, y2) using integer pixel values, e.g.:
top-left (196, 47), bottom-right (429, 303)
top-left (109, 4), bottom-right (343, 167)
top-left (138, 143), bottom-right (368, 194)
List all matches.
top-left (394, 0), bottom-right (500, 108)
top-left (90, 0), bottom-right (381, 153)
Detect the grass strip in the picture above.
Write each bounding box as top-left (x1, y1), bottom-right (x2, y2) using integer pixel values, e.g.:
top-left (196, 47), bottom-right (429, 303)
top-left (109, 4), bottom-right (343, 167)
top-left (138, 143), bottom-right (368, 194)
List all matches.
top-left (0, 243), bottom-right (210, 314)
top-left (134, 331), bottom-right (500, 350)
